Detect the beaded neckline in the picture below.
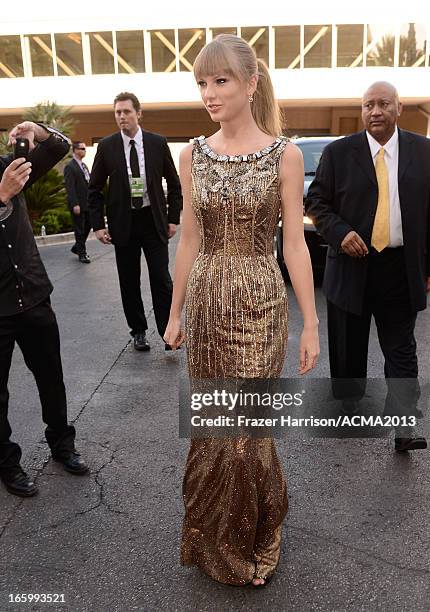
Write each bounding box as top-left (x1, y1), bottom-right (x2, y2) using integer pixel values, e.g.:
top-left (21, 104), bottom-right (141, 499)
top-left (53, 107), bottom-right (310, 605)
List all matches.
top-left (196, 135), bottom-right (285, 162)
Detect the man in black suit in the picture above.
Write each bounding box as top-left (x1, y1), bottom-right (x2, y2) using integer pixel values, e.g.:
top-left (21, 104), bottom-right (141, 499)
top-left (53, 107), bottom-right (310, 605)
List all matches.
top-left (88, 92), bottom-right (182, 351)
top-left (306, 81), bottom-right (430, 452)
top-left (64, 141), bottom-right (91, 263)
top-left (0, 121), bottom-right (88, 498)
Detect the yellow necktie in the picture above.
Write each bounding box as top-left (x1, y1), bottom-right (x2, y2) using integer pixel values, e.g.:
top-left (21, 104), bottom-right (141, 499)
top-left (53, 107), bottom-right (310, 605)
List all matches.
top-left (371, 147), bottom-right (390, 252)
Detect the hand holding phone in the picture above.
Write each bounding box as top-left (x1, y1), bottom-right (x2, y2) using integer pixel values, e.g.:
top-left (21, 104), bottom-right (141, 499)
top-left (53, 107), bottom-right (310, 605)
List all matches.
top-left (0, 159), bottom-right (32, 214)
top-left (14, 138), bottom-right (30, 163)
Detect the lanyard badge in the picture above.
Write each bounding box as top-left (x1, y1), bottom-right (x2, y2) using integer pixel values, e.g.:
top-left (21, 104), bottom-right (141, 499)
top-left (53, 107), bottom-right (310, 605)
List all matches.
top-left (129, 176), bottom-right (145, 198)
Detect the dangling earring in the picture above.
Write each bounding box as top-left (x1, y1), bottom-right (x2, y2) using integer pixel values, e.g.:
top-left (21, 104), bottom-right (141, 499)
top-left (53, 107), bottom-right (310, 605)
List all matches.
top-left (249, 94), bottom-right (254, 103)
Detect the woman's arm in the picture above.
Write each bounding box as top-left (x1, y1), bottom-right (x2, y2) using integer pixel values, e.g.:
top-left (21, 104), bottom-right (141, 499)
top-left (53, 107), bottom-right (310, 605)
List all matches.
top-left (279, 142), bottom-right (320, 374)
top-left (163, 143), bottom-right (201, 349)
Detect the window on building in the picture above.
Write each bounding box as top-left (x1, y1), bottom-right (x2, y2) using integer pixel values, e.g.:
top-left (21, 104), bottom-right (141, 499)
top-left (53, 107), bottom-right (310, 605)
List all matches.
top-left (366, 25), bottom-right (395, 66)
top-left (399, 23), bottom-right (427, 67)
top-left (304, 25), bottom-right (332, 67)
top-left (89, 31), bottom-right (115, 74)
top-left (0, 35), bottom-right (24, 77)
top-left (337, 25), bottom-right (364, 67)
top-left (54, 33), bottom-right (84, 76)
top-left (178, 29), bottom-right (205, 72)
top-left (210, 28), bottom-right (238, 39)
top-left (28, 34), bottom-right (54, 76)
top-left (150, 29), bottom-right (176, 72)
top-left (116, 31), bottom-right (145, 73)
top-left (241, 27), bottom-right (269, 65)
top-left (274, 26), bottom-right (300, 68)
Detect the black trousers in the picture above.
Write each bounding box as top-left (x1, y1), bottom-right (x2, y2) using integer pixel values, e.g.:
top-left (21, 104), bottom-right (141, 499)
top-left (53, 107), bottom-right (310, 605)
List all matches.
top-left (114, 207), bottom-right (173, 338)
top-left (71, 209), bottom-right (91, 255)
top-left (327, 247), bottom-right (419, 410)
top-left (0, 299), bottom-right (75, 478)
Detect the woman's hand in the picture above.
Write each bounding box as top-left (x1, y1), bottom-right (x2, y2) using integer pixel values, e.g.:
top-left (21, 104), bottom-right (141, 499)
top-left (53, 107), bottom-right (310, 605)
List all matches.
top-left (163, 316), bottom-right (186, 350)
top-left (299, 324), bottom-right (320, 374)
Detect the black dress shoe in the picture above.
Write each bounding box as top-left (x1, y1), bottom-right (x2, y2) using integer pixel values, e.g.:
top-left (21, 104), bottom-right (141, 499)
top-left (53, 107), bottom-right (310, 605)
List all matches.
top-left (395, 437), bottom-right (427, 452)
top-left (134, 332), bottom-right (150, 351)
top-left (70, 245), bottom-right (78, 255)
top-left (2, 470), bottom-right (38, 497)
top-left (54, 452), bottom-right (89, 475)
top-left (79, 253), bottom-right (91, 263)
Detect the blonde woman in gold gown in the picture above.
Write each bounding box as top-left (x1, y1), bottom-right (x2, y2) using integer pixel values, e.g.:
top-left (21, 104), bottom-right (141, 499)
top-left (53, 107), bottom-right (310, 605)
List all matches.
top-left (164, 35), bottom-right (319, 587)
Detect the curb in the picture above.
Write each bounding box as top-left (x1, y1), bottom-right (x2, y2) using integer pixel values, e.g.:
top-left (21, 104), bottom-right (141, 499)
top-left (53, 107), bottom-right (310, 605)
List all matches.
top-left (35, 231), bottom-right (96, 247)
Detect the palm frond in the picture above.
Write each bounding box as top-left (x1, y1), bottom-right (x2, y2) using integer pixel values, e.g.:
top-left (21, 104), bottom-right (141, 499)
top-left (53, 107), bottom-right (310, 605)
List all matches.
top-left (25, 169), bottom-right (67, 222)
top-left (23, 101), bottom-right (77, 138)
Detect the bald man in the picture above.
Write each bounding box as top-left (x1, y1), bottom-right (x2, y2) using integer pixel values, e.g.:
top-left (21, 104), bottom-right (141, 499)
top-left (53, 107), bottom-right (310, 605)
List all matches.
top-left (306, 81), bottom-right (430, 452)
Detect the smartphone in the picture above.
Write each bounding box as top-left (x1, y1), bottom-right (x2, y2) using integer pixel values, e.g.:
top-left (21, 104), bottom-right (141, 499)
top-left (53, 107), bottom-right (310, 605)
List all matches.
top-left (14, 137), bottom-right (30, 162)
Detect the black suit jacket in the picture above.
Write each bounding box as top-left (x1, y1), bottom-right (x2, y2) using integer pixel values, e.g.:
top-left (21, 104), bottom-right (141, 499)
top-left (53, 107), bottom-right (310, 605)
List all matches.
top-left (88, 129), bottom-right (182, 246)
top-left (305, 129), bottom-right (430, 315)
top-left (64, 158), bottom-right (89, 211)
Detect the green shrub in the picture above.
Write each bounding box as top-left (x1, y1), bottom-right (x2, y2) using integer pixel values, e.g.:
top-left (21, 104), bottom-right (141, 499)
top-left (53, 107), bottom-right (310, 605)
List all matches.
top-left (34, 211), bottom-right (61, 235)
top-left (34, 207), bottom-right (73, 235)
top-left (25, 168), bottom-right (67, 227)
top-left (51, 208), bottom-right (73, 232)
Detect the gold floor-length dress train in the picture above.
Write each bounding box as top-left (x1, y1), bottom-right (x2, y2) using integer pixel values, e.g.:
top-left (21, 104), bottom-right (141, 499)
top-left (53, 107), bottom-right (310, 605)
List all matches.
top-left (182, 135), bottom-right (289, 585)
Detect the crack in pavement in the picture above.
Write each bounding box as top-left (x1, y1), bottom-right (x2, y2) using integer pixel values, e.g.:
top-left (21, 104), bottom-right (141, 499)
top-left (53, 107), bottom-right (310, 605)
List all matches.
top-left (70, 340), bottom-right (132, 425)
top-left (289, 524), bottom-right (430, 576)
top-left (8, 446), bottom-right (127, 539)
top-left (0, 454), bottom-right (55, 538)
top-left (0, 345), bottom-right (131, 541)
top-left (1, 285), bottom-right (167, 540)
top-left (49, 446), bottom-right (127, 528)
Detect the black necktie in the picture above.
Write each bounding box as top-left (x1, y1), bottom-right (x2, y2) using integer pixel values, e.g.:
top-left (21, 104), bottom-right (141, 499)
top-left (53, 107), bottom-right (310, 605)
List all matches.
top-left (130, 139), bottom-right (143, 209)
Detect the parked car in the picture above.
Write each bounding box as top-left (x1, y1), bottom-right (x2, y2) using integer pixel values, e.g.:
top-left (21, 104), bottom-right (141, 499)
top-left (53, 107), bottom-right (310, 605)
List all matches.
top-left (276, 136), bottom-right (341, 282)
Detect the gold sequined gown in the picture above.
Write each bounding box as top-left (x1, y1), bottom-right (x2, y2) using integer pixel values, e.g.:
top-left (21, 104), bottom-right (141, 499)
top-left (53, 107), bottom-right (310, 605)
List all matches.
top-left (181, 135), bottom-right (289, 585)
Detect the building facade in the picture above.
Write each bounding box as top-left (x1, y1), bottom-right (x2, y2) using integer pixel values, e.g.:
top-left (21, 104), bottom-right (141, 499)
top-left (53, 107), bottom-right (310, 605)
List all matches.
top-left (1, 5), bottom-right (430, 145)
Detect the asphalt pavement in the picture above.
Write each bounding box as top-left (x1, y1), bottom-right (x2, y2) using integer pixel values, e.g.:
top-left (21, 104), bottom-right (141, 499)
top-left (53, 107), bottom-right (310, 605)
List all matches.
top-left (0, 236), bottom-right (429, 612)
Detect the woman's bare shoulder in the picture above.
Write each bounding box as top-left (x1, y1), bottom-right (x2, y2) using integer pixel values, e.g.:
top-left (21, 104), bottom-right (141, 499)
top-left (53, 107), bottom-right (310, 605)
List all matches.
top-left (179, 142), bottom-right (196, 170)
top-left (180, 142), bottom-right (194, 159)
top-left (282, 141), bottom-right (303, 162)
top-left (279, 141), bottom-right (303, 173)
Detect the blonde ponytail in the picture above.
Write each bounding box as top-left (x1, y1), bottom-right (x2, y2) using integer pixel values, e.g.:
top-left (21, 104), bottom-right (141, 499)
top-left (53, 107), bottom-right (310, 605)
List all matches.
top-left (253, 59), bottom-right (282, 137)
top-left (193, 35), bottom-right (283, 137)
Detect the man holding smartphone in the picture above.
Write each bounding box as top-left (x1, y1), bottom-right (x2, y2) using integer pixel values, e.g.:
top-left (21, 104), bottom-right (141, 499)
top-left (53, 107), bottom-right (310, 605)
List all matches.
top-left (0, 121), bottom-right (89, 498)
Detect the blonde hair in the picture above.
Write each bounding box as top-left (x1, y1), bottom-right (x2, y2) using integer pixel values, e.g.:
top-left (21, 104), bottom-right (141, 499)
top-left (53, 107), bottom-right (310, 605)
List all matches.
top-left (193, 34), bottom-right (283, 137)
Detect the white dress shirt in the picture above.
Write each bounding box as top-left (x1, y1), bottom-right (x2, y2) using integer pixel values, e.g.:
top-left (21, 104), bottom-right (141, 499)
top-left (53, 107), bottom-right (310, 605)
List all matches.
top-left (120, 128), bottom-right (151, 208)
top-left (366, 127), bottom-right (403, 247)
top-left (73, 154), bottom-right (90, 182)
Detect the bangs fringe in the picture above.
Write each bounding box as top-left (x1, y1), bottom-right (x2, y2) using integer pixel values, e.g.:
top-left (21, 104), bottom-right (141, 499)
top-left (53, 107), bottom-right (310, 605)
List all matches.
top-left (193, 39), bottom-right (241, 81)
